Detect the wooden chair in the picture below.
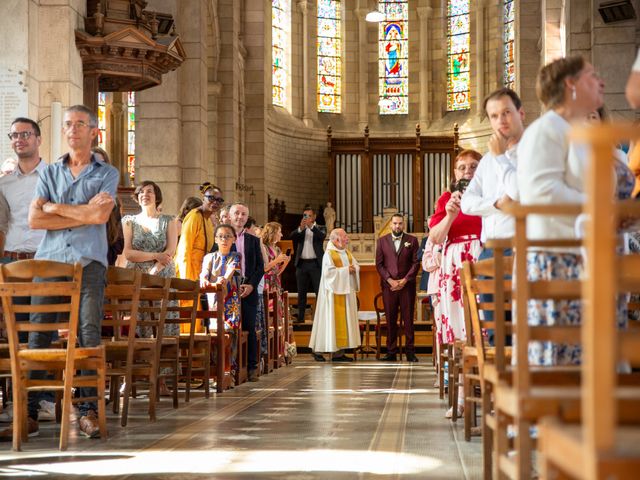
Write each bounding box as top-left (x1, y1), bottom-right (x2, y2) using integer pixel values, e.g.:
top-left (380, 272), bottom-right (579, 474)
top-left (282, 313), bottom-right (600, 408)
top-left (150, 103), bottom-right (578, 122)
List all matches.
top-left (0, 260), bottom-right (107, 451)
top-left (459, 247), bottom-right (513, 476)
top-left (163, 277), bottom-right (210, 402)
top-left (262, 288), bottom-right (275, 374)
top-left (136, 273), bottom-right (178, 410)
top-left (268, 289), bottom-right (285, 369)
top-left (493, 204), bottom-right (587, 479)
top-left (283, 291), bottom-right (295, 365)
top-left (374, 292), bottom-right (405, 360)
top-left (198, 284), bottom-right (232, 392)
top-left (538, 123), bottom-right (640, 479)
top-left (102, 267), bottom-right (148, 427)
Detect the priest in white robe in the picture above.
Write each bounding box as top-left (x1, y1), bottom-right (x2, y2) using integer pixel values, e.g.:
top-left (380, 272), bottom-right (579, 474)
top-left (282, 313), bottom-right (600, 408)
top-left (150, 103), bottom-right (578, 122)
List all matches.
top-left (309, 228), bottom-right (361, 362)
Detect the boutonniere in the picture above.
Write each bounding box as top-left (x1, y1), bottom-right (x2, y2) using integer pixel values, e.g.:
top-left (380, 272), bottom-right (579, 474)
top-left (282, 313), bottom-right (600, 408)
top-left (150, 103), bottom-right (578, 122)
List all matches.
top-left (404, 241), bottom-right (411, 247)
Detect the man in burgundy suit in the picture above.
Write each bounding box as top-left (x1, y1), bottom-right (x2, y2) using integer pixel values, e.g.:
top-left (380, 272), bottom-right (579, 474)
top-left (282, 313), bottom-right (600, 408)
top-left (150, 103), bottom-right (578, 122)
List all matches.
top-left (375, 214), bottom-right (420, 362)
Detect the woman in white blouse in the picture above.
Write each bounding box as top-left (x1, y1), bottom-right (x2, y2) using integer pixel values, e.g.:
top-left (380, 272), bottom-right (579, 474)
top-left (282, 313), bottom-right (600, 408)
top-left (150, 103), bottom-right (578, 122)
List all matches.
top-left (517, 56), bottom-right (604, 366)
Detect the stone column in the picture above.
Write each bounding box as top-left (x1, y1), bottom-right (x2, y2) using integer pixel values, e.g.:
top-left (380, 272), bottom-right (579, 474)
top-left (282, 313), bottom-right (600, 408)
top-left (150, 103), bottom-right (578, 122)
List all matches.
top-left (0, 0), bottom-right (85, 162)
top-left (417, 6), bottom-right (432, 126)
top-left (355, 7), bottom-right (369, 130)
top-left (298, 1), bottom-right (313, 126)
top-left (107, 93), bottom-right (129, 186)
top-left (475, 0), bottom-right (486, 116)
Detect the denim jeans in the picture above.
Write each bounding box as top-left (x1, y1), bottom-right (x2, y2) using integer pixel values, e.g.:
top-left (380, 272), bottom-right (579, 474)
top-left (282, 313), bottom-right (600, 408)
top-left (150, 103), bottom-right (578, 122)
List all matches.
top-left (28, 261), bottom-right (106, 419)
top-left (478, 247), bottom-right (513, 346)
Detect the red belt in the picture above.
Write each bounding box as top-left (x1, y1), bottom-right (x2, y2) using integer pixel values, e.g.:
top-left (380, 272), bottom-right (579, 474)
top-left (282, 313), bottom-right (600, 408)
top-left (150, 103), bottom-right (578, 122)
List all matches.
top-left (4, 251), bottom-right (36, 260)
top-left (444, 234), bottom-right (481, 252)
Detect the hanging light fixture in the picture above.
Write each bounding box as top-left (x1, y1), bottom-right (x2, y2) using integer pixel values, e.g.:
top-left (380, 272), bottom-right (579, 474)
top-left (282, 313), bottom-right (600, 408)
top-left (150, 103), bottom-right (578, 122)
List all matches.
top-left (365, 0), bottom-right (384, 22)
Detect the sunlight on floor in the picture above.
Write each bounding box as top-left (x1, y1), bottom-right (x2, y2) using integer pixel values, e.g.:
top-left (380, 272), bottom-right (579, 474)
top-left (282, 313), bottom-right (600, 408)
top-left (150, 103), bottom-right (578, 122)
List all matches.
top-left (0, 449), bottom-right (443, 476)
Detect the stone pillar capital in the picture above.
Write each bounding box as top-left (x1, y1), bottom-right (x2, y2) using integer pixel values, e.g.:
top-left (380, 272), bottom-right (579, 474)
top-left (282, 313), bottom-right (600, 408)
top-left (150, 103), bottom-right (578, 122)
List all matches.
top-left (297, 1), bottom-right (308, 14)
top-left (416, 6), bottom-right (432, 19)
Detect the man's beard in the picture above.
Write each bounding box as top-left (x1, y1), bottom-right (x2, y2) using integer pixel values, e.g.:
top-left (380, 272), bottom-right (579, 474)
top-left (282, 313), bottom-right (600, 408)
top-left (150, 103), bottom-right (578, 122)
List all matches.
top-left (392, 229), bottom-right (403, 237)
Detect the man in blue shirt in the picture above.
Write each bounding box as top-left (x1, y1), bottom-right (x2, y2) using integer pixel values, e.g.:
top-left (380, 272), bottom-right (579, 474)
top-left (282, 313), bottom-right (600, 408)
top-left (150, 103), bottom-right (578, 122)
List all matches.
top-left (3, 105), bottom-right (118, 440)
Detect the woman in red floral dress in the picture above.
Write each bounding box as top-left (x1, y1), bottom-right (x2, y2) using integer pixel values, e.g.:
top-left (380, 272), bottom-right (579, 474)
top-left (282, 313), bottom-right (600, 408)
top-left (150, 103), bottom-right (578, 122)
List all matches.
top-left (428, 149), bottom-right (482, 417)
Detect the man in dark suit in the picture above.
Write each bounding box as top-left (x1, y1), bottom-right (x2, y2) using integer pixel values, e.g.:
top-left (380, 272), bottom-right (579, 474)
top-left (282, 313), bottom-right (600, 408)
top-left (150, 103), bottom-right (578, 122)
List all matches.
top-left (290, 207), bottom-right (325, 323)
top-left (228, 202), bottom-right (265, 381)
top-left (375, 214), bottom-right (420, 362)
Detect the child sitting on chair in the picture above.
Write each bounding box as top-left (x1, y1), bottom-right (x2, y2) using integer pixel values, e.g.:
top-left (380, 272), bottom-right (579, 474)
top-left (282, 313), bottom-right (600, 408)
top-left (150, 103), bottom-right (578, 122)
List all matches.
top-left (200, 224), bottom-right (242, 376)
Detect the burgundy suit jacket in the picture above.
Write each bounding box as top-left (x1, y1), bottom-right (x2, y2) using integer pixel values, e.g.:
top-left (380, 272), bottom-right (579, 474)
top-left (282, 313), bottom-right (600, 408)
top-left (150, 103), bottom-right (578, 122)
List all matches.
top-left (375, 233), bottom-right (420, 288)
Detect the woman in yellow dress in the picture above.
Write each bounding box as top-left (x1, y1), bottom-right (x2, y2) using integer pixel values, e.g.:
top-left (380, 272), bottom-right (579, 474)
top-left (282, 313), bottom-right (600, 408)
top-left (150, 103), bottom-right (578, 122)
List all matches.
top-left (175, 182), bottom-right (223, 332)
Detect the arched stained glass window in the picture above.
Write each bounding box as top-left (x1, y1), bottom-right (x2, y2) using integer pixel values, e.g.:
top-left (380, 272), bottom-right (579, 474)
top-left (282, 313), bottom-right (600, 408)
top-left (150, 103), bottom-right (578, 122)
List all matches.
top-left (446, 0), bottom-right (470, 111)
top-left (503, 0), bottom-right (515, 89)
top-left (97, 92), bottom-right (107, 150)
top-left (317, 0), bottom-right (342, 113)
top-left (127, 92), bottom-right (135, 181)
top-left (378, 0), bottom-right (409, 115)
top-left (272, 0), bottom-right (291, 108)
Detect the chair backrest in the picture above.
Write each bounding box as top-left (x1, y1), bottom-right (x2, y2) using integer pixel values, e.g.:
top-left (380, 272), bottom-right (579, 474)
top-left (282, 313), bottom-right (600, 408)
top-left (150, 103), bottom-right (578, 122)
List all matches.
top-left (137, 273), bottom-right (172, 340)
top-left (461, 253), bottom-right (513, 379)
top-left (103, 266), bottom-right (142, 342)
top-left (165, 277), bottom-right (200, 334)
top-left (0, 260), bottom-right (83, 383)
top-left (506, 203), bottom-right (583, 397)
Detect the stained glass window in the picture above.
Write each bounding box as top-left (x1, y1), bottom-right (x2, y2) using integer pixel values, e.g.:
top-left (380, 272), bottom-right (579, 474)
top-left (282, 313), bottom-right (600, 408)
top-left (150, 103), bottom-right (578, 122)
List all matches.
top-left (447, 0), bottom-right (470, 111)
top-left (272, 0), bottom-right (291, 108)
top-left (317, 0), bottom-right (342, 113)
top-left (127, 91), bottom-right (135, 181)
top-left (378, 0), bottom-right (409, 115)
top-left (503, 0), bottom-right (515, 90)
top-left (97, 92), bottom-right (107, 150)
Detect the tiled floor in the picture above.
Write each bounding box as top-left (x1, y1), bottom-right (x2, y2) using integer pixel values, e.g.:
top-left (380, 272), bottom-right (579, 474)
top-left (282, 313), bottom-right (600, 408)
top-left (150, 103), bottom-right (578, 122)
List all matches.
top-left (0, 356), bottom-right (482, 479)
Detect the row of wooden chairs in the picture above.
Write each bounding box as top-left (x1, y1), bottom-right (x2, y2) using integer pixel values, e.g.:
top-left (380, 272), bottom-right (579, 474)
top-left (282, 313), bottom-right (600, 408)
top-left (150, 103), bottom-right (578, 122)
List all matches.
top-left (454, 123), bottom-right (640, 479)
top-left (0, 263), bottom-right (295, 451)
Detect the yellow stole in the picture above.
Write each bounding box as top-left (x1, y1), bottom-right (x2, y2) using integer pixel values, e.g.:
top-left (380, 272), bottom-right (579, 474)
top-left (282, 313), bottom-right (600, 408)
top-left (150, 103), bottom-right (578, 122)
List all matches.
top-left (328, 248), bottom-right (353, 348)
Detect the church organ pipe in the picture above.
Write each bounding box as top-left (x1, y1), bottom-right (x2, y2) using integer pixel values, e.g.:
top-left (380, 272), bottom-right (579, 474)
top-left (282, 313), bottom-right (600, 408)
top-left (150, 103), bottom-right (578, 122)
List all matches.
top-left (327, 127), bottom-right (457, 233)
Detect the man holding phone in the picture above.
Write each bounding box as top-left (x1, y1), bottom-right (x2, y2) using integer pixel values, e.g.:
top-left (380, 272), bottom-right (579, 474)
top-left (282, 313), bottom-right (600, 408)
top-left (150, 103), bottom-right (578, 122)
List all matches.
top-left (290, 208), bottom-right (325, 323)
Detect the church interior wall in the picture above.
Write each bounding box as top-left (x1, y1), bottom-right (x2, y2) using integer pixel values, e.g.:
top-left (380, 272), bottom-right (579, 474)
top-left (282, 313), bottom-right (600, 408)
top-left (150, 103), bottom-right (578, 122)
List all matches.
top-left (1, 0), bottom-right (639, 223)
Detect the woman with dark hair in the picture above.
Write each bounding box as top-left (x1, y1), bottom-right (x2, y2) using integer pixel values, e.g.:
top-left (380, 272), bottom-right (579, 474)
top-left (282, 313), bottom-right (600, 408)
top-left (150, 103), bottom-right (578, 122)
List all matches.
top-left (175, 183), bottom-right (220, 332)
top-left (122, 181), bottom-right (179, 395)
top-left (517, 55), bottom-right (606, 366)
top-left (92, 147), bottom-right (124, 265)
top-left (122, 181), bottom-right (177, 277)
top-left (428, 149), bottom-right (482, 418)
top-left (177, 196), bottom-right (203, 230)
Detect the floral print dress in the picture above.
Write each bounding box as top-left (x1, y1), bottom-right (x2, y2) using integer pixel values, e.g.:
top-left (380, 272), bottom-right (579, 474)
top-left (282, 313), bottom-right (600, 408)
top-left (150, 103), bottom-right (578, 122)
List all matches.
top-left (122, 214), bottom-right (179, 338)
top-left (527, 157), bottom-right (635, 366)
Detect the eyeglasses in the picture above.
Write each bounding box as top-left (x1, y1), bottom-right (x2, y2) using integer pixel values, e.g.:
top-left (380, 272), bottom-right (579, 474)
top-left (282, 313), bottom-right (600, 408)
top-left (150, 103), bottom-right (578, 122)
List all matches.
top-left (7, 131), bottom-right (34, 141)
top-left (63, 121), bottom-right (94, 130)
top-left (204, 195), bottom-right (224, 203)
top-left (456, 163), bottom-right (478, 173)
top-left (215, 234), bottom-right (234, 241)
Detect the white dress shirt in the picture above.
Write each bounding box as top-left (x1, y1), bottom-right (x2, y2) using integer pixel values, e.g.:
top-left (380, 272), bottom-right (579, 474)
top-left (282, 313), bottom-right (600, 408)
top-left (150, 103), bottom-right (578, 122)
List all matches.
top-left (0, 160), bottom-right (47, 253)
top-left (300, 223), bottom-right (317, 259)
top-left (392, 234), bottom-right (402, 252)
top-left (461, 146), bottom-right (518, 242)
top-left (516, 110), bottom-right (586, 248)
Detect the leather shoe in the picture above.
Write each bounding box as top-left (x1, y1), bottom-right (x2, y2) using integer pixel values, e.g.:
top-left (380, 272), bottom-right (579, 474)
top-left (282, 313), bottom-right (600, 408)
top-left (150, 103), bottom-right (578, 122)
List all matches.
top-left (0, 417), bottom-right (39, 441)
top-left (78, 411), bottom-right (101, 439)
top-left (312, 353), bottom-right (326, 362)
top-left (248, 369), bottom-right (259, 382)
top-left (331, 355), bottom-right (354, 362)
top-left (379, 353), bottom-right (397, 361)
top-left (406, 353), bottom-right (419, 362)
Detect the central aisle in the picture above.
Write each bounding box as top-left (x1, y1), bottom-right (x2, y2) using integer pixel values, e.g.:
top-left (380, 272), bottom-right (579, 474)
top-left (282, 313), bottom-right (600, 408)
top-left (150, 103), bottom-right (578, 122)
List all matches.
top-left (0, 358), bottom-right (482, 478)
